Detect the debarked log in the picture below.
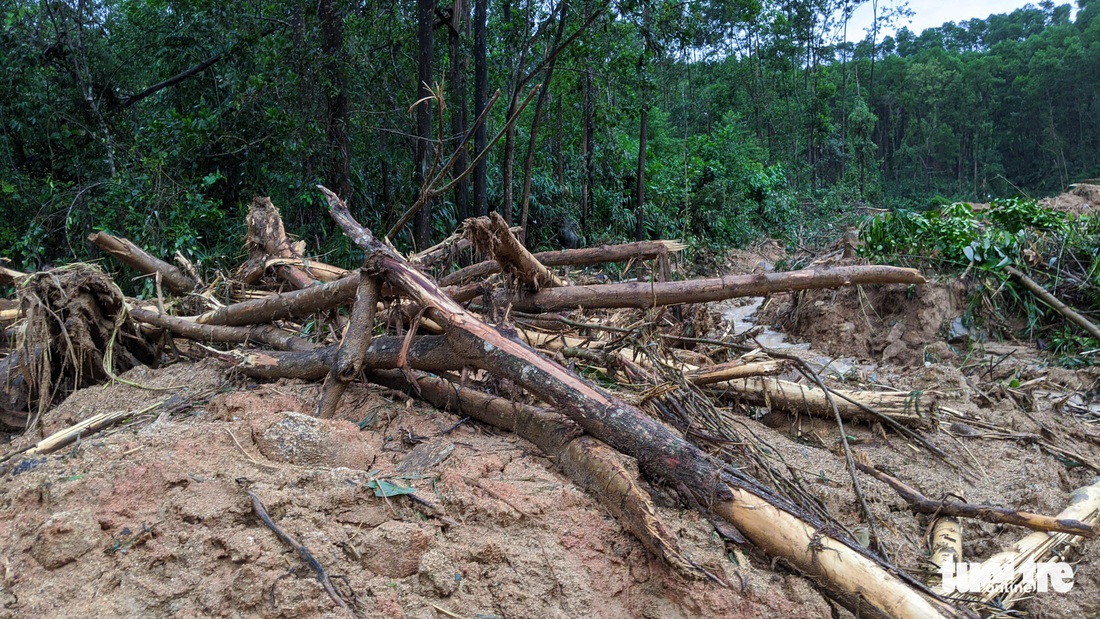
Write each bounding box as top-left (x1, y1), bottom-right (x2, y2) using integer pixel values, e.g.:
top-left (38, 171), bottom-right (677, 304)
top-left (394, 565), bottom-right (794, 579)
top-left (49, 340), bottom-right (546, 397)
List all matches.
top-left (721, 376), bottom-right (936, 428)
top-left (507, 265), bottom-right (926, 312)
top-left (319, 186), bottom-right (967, 619)
top-left (949, 477), bottom-right (1100, 609)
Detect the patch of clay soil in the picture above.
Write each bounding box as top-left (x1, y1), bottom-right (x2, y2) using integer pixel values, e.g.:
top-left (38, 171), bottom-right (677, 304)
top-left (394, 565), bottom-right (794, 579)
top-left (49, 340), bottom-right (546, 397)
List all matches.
top-left (1040, 183), bottom-right (1100, 215)
top-left (0, 360), bottom-right (833, 619)
top-left (759, 278), bottom-right (969, 366)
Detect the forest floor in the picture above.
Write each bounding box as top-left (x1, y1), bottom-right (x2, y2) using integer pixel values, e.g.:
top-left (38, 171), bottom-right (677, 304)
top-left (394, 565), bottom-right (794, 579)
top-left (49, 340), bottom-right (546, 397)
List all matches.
top-left (2, 244), bottom-right (1100, 619)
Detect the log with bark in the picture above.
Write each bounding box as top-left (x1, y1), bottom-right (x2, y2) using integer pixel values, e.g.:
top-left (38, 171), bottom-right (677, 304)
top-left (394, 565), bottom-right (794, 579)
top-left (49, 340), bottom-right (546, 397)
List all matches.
top-left (88, 232), bottom-right (198, 295)
top-left (506, 265), bottom-right (925, 312)
top-left (440, 239), bottom-right (687, 286)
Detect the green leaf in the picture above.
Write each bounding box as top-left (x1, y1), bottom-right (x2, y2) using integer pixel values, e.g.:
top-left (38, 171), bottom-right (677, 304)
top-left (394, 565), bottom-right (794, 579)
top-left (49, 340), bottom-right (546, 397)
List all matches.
top-left (366, 479), bottom-right (416, 498)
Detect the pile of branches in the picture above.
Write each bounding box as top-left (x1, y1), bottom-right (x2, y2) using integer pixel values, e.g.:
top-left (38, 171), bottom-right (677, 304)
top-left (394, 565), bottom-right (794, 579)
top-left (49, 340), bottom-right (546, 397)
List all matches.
top-left (2, 189), bottom-right (1097, 618)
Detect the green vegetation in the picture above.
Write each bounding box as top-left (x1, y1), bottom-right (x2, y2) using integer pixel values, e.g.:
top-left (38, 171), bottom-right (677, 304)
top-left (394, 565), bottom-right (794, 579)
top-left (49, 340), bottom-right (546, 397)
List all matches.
top-left (1, 0), bottom-right (1098, 276)
top-left (861, 197), bottom-right (1100, 359)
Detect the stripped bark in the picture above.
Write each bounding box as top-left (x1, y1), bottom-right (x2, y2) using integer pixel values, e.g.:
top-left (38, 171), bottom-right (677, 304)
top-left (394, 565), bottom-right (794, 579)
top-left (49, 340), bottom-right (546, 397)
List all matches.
top-left (244, 196), bottom-right (318, 289)
top-left (686, 359), bottom-right (785, 385)
top-left (88, 232), bottom-right (197, 295)
top-left (928, 517), bottom-right (963, 585)
top-left (318, 186), bottom-right (965, 619)
top-left (508, 265), bottom-right (926, 312)
top-left (463, 212), bottom-right (567, 289)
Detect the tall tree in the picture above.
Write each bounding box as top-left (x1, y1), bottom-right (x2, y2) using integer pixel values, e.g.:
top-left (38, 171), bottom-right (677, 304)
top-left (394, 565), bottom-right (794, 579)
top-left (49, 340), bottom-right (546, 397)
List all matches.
top-left (414, 0), bottom-right (436, 248)
top-left (473, 0), bottom-right (489, 217)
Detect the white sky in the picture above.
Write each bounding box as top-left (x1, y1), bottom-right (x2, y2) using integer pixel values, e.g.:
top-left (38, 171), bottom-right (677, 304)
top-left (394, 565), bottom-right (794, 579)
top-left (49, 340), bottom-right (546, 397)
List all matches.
top-left (844, 0), bottom-right (1048, 42)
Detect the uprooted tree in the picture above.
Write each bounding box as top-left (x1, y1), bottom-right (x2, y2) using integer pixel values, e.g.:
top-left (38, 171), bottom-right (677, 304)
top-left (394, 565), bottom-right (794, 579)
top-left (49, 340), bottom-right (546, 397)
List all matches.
top-left (4, 190), bottom-right (1099, 619)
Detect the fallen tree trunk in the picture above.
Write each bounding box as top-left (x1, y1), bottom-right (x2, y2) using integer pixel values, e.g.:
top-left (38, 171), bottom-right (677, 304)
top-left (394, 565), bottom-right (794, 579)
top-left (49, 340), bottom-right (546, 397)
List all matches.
top-left (1006, 265), bottom-right (1100, 342)
top-left (129, 307), bottom-right (318, 352)
top-left (948, 478), bottom-right (1100, 609)
top-left (318, 186), bottom-right (965, 619)
top-left (195, 275), bottom-right (358, 325)
top-left (440, 239), bottom-right (686, 286)
top-left (317, 270), bottom-right (380, 418)
top-left (721, 377), bottom-right (936, 428)
top-left (88, 232), bottom-right (198, 295)
top-left (0, 265), bottom-right (27, 287)
top-left (233, 336), bottom-right (460, 381)
top-left (508, 265), bottom-right (926, 312)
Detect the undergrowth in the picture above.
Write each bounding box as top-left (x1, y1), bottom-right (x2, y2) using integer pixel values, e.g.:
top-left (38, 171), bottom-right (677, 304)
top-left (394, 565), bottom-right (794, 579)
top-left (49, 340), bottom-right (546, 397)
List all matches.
top-left (860, 197), bottom-right (1100, 364)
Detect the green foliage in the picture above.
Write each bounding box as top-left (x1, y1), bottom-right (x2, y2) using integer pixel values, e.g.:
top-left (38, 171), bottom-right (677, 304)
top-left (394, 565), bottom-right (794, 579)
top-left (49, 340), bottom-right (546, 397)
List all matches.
top-left (987, 197), bottom-right (1067, 233)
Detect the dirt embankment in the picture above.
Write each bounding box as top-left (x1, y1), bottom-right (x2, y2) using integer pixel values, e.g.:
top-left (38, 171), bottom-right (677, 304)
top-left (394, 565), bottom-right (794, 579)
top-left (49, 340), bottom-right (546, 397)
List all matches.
top-left (0, 360), bottom-right (832, 619)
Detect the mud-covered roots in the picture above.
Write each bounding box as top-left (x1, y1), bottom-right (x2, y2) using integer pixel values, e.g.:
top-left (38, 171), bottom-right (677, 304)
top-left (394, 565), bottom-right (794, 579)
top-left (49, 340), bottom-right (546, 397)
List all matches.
top-left (5, 264), bottom-right (155, 429)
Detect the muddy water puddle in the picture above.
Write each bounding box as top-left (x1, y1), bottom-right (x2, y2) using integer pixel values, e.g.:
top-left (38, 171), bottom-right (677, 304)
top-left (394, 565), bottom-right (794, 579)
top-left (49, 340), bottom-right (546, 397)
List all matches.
top-left (721, 297), bottom-right (858, 377)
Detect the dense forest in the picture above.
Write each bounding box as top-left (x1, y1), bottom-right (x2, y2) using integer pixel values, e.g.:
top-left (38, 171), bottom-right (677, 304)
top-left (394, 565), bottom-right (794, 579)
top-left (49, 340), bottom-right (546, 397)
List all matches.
top-left (1, 0), bottom-right (1098, 278)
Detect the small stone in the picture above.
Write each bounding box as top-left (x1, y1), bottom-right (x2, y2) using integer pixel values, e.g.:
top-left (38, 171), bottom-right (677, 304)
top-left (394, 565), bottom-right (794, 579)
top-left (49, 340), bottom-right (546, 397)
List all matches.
top-left (253, 412), bottom-right (328, 466)
top-left (948, 317), bottom-right (969, 342)
top-left (418, 548), bottom-right (459, 596)
top-left (361, 521), bottom-right (431, 578)
top-left (397, 438), bottom-right (454, 474)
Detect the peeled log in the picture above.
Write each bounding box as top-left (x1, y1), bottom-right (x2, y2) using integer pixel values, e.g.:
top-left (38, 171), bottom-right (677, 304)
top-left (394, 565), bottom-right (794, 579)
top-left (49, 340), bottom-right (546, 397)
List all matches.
top-left (508, 265), bottom-right (925, 312)
top-left (723, 377), bottom-right (936, 428)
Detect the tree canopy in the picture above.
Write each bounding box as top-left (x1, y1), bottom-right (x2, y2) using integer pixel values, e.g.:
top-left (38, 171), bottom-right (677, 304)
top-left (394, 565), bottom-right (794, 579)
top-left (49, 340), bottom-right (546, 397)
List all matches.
top-left (1, 0), bottom-right (1097, 277)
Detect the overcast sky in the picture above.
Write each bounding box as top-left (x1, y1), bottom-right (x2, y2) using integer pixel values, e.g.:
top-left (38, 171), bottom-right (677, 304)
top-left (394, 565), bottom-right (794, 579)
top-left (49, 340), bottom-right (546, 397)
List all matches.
top-left (844, 0), bottom-right (1052, 41)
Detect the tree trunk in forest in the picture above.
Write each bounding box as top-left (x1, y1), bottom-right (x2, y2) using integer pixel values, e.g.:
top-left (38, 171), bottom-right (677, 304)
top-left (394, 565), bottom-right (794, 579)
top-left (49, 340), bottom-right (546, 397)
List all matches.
top-left (582, 69), bottom-right (595, 234)
top-left (519, 0), bottom-right (569, 243)
top-left (473, 0), bottom-right (489, 217)
top-left (319, 0), bottom-right (351, 200)
top-left (635, 2), bottom-right (649, 243)
top-left (414, 0), bottom-right (435, 249)
top-left (450, 0), bottom-right (470, 223)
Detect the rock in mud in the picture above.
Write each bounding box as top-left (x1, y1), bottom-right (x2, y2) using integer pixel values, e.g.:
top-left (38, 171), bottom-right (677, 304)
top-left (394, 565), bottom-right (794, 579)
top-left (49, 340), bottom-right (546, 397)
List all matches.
top-left (361, 520), bottom-right (432, 577)
top-left (419, 548), bottom-right (460, 596)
